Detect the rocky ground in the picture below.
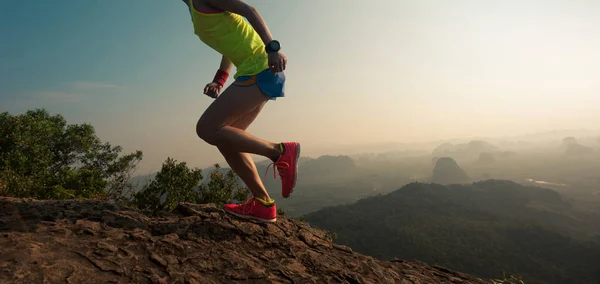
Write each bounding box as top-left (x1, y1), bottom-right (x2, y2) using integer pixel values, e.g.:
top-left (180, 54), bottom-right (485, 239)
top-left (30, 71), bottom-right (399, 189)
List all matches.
top-left (0, 197), bottom-right (492, 283)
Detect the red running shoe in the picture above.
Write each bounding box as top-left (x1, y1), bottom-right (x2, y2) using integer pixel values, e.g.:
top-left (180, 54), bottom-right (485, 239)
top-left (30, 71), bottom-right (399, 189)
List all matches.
top-left (223, 198), bottom-right (277, 223)
top-left (266, 142), bottom-right (300, 198)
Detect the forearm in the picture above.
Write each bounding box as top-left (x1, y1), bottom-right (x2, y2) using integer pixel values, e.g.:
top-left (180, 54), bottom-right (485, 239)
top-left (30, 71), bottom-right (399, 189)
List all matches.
top-left (219, 55), bottom-right (234, 73)
top-left (212, 56), bottom-right (233, 86)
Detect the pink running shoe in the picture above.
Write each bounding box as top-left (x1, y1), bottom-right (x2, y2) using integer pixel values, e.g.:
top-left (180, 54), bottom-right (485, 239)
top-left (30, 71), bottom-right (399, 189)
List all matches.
top-left (266, 142), bottom-right (300, 198)
top-left (223, 198), bottom-right (277, 223)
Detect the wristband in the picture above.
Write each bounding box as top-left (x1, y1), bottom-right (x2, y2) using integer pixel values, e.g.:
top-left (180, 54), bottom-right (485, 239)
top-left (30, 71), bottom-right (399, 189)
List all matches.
top-left (213, 69), bottom-right (229, 87)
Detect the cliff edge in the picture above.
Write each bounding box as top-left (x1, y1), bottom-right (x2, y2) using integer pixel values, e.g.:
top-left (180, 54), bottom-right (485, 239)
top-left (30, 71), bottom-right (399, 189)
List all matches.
top-left (0, 197), bottom-right (491, 283)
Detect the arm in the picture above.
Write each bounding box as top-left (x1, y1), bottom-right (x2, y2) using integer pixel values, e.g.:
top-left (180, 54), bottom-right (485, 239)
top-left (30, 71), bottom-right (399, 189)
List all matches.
top-left (205, 0), bottom-right (287, 73)
top-left (219, 55), bottom-right (234, 73)
top-left (204, 0), bottom-right (274, 46)
top-left (210, 55), bottom-right (233, 89)
top-left (210, 55), bottom-right (232, 90)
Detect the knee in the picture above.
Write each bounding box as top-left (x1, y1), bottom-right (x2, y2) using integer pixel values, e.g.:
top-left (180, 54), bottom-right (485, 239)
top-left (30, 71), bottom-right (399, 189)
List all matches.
top-left (196, 120), bottom-right (219, 145)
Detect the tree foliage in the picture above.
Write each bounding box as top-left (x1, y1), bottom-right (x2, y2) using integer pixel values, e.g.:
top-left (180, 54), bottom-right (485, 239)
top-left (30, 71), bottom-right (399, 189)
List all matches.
top-left (0, 109), bottom-right (142, 200)
top-left (0, 109), bottom-right (249, 211)
top-left (131, 160), bottom-right (249, 212)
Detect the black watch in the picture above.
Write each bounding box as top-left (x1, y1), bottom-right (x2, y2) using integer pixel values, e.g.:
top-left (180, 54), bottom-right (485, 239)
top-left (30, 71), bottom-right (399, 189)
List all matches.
top-left (265, 40), bottom-right (281, 53)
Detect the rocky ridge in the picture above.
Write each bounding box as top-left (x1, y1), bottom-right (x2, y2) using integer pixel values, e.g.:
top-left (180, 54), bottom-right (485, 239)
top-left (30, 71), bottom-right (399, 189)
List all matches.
top-left (0, 197), bottom-right (491, 283)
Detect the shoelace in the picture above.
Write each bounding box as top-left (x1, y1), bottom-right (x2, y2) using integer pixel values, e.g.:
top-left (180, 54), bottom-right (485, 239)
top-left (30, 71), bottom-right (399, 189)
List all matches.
top-left (265, 161), bottom-right (290, 180)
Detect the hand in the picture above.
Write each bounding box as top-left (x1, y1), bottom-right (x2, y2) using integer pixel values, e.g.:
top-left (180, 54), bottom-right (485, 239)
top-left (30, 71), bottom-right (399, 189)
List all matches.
top-left (268, 51), bottom-right (287, 74)
top-left (203, 82), bottom-right (223, 99)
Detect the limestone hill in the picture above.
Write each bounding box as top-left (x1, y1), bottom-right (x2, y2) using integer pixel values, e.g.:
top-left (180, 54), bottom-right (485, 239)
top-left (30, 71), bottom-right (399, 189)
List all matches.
top-left (0, 197), bottom-right (491, 284)
top-left (431, 157), bottom-right (471, 185)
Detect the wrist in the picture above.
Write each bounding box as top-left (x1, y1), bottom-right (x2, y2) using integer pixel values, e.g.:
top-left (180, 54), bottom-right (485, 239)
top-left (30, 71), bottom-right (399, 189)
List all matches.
top-left (213, 69), bottom-right (229, 87)
top-left (265, 40), bottom-right (281, 53)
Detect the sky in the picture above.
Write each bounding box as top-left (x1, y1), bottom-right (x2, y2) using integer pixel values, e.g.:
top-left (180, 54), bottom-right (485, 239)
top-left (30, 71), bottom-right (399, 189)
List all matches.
top-left (1, 0), bottom-right (599, 174)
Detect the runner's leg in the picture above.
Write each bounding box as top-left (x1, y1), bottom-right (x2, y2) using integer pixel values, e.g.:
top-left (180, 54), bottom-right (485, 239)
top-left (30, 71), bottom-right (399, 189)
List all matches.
top-left (216, 101), bottom-right (271, 202)
top-left (196, 83), bottom-right (282, 161)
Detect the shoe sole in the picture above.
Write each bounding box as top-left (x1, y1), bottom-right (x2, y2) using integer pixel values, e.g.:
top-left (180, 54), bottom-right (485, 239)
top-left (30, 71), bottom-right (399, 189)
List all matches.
top-left (284, 142), bottom-right (301, 199)
top-left (224, 209), bottom-right (277, 223)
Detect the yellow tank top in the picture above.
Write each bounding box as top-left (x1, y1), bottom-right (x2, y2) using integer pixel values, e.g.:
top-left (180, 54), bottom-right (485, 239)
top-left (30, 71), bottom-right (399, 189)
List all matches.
top-left (188, 1), bottom-right (269, 79)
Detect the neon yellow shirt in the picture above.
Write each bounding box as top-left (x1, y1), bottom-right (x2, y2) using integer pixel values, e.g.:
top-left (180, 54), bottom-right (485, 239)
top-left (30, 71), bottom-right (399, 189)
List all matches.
top-left (188, 2), bottom-right (269, 79)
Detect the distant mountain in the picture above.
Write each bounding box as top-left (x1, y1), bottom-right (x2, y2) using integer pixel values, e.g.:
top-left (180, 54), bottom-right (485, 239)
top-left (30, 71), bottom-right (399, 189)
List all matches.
top-left (476, 153), bottom-right (495, 165)
top-left (504, 129), bottom-right (600, 144)
top-left (561, 137), bottom-right (595, 157)
top-left (494, 151), bottom-right (519, 159)
top-left (304, 180), bottom-right (600, 284)
top-left (565, 144), bottom-right (595, 156)
top-left (431, 157), bottom-right (470, 185)
top-left (473, 151), bottom-right (519, 166)
top-left (432, 143), bottom-right (455, 156)
top-left (432, 140), bottom-right (499, 160)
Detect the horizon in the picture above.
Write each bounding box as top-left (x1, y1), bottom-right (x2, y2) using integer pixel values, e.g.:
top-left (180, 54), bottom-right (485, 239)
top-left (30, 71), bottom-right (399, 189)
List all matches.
top-left (2, 0), bottom-right (599, 174)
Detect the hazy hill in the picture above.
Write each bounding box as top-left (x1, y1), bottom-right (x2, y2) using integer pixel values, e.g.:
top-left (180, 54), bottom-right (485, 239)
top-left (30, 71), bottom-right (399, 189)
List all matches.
top-left (0, 197), bottom-right (491, 284)
top-left (304, 180), bottom-right (600, 284)
top-left (431, 157), bottom-right (471, 185)
top-left (476, 152), bottom-right (496, 165)
top-left (432, 140), bottom-right (499, 160)
top-left (129, 141), bottom-right (600, 216)
top-left (561, 137), bottom-right (595, 157)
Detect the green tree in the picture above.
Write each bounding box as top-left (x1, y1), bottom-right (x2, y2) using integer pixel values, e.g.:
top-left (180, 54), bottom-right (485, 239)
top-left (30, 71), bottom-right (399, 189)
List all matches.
top-left (0, 109), bottom-right (143, 200)
top-left (200, 163), bottom-right (249, 206)
top-left (132, 159), bottom-right (249, 212)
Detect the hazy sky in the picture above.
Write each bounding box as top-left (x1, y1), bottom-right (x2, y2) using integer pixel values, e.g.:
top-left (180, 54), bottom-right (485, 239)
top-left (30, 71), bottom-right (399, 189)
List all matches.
top-left (2, 0), bottom-right (599, 174)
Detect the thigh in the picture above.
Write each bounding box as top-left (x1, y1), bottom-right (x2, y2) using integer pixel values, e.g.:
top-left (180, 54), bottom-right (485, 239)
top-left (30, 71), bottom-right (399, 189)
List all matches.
top-left (230, 102), bottom-right (267, 131)
top-left (197, 83), bottom-right (269, 131)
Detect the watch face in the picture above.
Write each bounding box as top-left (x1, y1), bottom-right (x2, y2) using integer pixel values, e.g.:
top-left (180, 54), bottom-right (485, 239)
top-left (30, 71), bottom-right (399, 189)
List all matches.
top-left (269, 41), bottom-right (280, 51)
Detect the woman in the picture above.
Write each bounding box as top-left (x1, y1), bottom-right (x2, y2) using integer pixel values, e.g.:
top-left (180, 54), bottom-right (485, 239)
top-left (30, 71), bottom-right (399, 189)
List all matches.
top-left (181, 0), bottom-right (300, 223)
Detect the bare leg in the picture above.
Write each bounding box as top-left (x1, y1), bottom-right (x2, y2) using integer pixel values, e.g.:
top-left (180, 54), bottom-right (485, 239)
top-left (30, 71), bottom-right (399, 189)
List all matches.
top-left (217, 102), bottom-right (271, 202)
top-left (196, 84), bottom-right (282, 160)
top-left (197, 84), bottom-right (278, 201)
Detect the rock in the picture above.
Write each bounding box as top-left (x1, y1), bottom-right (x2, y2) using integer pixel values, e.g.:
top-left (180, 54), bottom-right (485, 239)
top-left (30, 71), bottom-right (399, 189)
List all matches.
top-left (0, 197), bottom-right (491, 283)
